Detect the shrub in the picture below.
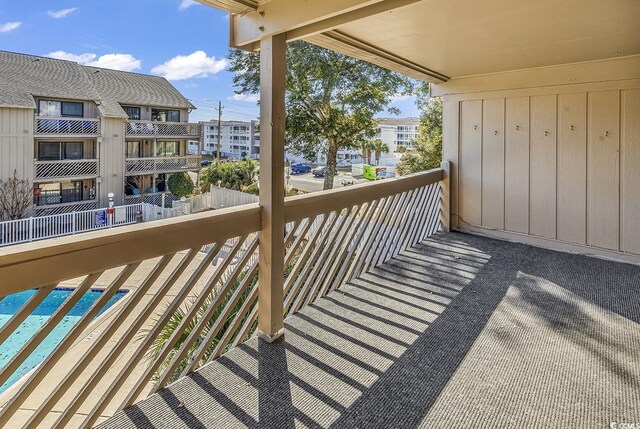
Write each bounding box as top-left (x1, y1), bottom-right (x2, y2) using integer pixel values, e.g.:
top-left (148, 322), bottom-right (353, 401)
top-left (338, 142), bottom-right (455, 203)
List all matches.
top-left (243, 182), bottom-right (259, 196)
top-left (167, 172), bottom-right (194, 198)
top-left (200, 159), bottom-right (258, 192)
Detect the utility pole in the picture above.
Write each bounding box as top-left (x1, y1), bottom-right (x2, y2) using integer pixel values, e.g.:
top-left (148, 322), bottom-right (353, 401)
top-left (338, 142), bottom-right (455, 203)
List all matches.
top-left (216, 100), bottom-right (223, 162)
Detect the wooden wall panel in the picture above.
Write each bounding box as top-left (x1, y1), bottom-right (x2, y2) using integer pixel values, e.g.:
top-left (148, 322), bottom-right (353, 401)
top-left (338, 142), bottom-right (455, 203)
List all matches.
top-left (99, 118), bottom-right (126, 206)
top-left (442, 99), bottom-right (460, 228)
top-left (504, 97), bottom-right (530, 233)
top-left (459, 100), bottom-right (482, 226)
top-left (621, 89), bottom-right (640, 255)
top-left (0, 108), bottom-right (34, 182)
top-left (587, 90), bottom-right (620, 251)
top-left (529, 95), bottom-right (557, 239)
top-left (557, 93), bottom-right (587, 244)
top-left (481, 98), bottom-right (505, 229)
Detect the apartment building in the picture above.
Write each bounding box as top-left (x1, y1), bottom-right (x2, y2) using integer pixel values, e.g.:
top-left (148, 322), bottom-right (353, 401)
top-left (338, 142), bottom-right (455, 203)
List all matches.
top-left (193, 120), bottom-right (260, 159)
top-left (330, 117), bottom-right (421, 166)
top-left (0, 51), bottom-right (201, 215)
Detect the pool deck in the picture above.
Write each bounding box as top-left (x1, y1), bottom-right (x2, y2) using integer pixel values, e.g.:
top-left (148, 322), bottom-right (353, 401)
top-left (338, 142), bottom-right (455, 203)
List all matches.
top-left (0, 249), bottom-right (213, 427)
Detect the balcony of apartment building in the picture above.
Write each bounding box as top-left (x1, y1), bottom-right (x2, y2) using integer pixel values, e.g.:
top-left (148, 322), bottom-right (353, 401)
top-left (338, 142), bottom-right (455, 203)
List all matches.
top-left (33, 179), bottom-right (98, 215)
top-left (124, 107), bottom-right (201, 139)
top-left (0, 1), bottom-right (638, 428)
top-left (34, 99), bottom-right (100, 139)
top-left (124, 107), bottom-right (201, 178)
top-left (33, 141), bottom-right (99, 182)
top-left (32, 140), bottom-right (100, 215)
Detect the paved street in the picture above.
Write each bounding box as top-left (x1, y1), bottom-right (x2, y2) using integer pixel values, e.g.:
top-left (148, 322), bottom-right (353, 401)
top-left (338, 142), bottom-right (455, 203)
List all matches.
top-left (287, 171), bottom-right (369, 193)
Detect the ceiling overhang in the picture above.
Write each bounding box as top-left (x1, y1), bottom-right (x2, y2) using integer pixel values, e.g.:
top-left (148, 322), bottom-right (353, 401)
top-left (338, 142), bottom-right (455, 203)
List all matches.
top-left (197, 0), bottom-right (640, 85)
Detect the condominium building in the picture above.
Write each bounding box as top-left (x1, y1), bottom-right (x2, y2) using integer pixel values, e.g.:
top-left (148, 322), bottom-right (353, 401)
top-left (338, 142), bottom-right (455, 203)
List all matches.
top-left (194, 120), bottom-right (260, 159)
top-left (330, 117), bottom-right (421, 166)
top-left (0, 51), bottom-right (201, 215)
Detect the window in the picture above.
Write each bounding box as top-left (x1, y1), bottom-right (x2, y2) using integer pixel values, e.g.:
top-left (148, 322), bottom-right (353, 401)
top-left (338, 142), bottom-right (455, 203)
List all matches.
top-left (122, 106), bottom-right (141, 120)
top-left (151, 109), bottom-right (180, 122)
top-left (38, 100), bottom-right (83, 118)
top-left (36, 181), bottom-right (92, 205)
top-left (37, 142), bottom-right (84, 160)
top-left (156, 141), bottom-right (179, 157)
top-left (127, 141), bottom-right (141, 158)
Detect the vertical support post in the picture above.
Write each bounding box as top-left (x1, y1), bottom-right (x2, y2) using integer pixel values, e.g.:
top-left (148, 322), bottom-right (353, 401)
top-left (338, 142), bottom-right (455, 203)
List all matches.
top-left (258, 33), bottom-right (286, 343)
top-left (28, 217), bottom-right (33, 242)
top-left (440, 160), bottom-right (451, 232)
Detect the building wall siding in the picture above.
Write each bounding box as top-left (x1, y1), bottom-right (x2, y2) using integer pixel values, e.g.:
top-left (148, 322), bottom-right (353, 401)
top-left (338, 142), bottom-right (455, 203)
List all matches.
top-left (442, 76), bottom-right (640, 260)
top-left (99, 117), bottom-right (125, 205)
top-left (0, 107), bottom-right (34, 182)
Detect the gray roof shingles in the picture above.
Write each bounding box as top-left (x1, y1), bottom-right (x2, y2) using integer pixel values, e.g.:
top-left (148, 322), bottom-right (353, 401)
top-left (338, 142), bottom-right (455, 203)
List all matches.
top-left (0, 51), bottom-right (195, 117)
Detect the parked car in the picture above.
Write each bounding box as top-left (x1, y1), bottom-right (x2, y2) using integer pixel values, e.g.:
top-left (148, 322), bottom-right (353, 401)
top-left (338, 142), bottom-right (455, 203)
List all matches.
top-left (312, 166), bottom-right (338, 177)
top-left (290, 163), bottom-right (311, 174)
top-left (201, 160), bottom-right (212, 167)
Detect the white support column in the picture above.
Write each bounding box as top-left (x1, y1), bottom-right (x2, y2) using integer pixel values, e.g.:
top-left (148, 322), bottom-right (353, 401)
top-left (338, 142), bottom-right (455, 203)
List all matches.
top-left (440, 160), bottom-right (451, 232)
top-left (257, 33), bottom-right (286, 343)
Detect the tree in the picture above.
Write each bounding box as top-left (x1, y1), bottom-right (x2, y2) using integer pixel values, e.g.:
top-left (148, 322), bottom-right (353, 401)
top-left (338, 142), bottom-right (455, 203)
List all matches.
top-left (360, 140), bottom-right (373, 165)
top-left (397, 88), bottom-right (443, 175)
top-left (131, 175), bottom-right (151, 200)
top-left (0, 170), bottom-right (33, 220)
top-left (228, 41), bottom-right (412, 190)
top-left (200, 159), bottom-right (258, 192)
top-left (168, 172), bottom-right (195, 198)
top-left (371, 139), bottom-right (390, 166)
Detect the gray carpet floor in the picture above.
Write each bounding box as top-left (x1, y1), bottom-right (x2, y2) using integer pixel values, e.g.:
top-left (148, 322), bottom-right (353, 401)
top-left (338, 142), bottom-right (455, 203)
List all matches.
top-left (99, 232), bottom-right (640, 429)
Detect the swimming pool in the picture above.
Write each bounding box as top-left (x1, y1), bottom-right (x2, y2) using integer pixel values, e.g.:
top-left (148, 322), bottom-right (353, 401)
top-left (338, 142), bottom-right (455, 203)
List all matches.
top-left (0, 288), bottom-right (127, 394)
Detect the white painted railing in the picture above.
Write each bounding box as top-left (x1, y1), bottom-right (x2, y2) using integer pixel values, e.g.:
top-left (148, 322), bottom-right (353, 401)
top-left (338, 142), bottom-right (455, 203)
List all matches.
top-left (0, 204), bottom-right (143, 247)
top-left (34, 159), bottom-right (99, 180)
top-left (125, 156), bottom-right (201, 173)
top-left (35, 117), bottom-right (99, 135)
top-left (0, 169), bottom-right (444, 428)
top-left (125, 121), bottom-right (201, 137)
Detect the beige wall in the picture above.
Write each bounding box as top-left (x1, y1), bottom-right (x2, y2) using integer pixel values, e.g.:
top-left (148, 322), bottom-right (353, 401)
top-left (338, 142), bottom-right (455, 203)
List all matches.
top-left (438, 59), bottom-right (640, 262)
top-left (0, 108), bottom-right (34, 182)
top-left (99, 117), bottom-right (126, 205)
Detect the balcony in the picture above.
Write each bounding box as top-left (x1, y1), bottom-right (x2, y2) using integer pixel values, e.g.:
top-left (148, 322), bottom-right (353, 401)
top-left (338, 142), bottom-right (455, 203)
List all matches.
top-left (125, 121), bottom-right (201, 138)
top-left (125, 155), bottom-right (201, 174)
top-left (34, 159), bottom-right (99, 181)
top-left (34, 117), bottom-right (99, 137)
top-left (0, 169), bottom-right (637, 428)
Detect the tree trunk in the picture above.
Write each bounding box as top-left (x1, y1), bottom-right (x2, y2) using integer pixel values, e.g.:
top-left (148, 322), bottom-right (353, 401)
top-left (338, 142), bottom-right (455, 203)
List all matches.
top-left (323, 138), bottom-right (338, 190)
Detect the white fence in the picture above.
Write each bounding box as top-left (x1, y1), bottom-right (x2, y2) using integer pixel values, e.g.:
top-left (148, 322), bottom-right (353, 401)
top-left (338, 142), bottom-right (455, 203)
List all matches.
top-left (139, 187), bottom-right (259, 222)
top-left (0, 204), bottom-right (143, 247)
top-left (170, 187), bottom-right (258, 214)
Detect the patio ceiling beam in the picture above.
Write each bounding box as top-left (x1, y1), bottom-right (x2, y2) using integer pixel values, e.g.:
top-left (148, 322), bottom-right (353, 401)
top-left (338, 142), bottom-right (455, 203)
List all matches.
top-left (231, 0), bottom-right (422, 50)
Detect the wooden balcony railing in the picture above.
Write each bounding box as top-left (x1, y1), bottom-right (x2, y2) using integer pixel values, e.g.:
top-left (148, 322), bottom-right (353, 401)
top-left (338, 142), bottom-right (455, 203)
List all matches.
top-left (125, 156), bottom-right (201, 174)
top-left (34, 159), bottom-right (99, 180)
top-left (35, 117), bottom-right (99, 136)
top-left (0, 168), bottom-right (443, 428)
top-left (125, 120), bottom-right (201, 138)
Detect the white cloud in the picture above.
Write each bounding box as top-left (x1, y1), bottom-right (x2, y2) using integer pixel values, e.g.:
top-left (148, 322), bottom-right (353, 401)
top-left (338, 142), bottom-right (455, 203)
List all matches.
top-left (229, 93), bottom-right (260, 103)
top-left (0, 21), bottom-right (21, 33)
top-left (47, 8), bottom-right (78, 19)
top-left (45, 51), bottom-right (142, 72)
top-left (47, 50), bottom-right (97, 63)
top-left (87, 53), bottom-right (141, 72)
top-left (151, 51), bottom-right (227, 81)
top-left (179, 0), bottom-right (198, 10)
top-left (390, 94), bottom-right (415, 103)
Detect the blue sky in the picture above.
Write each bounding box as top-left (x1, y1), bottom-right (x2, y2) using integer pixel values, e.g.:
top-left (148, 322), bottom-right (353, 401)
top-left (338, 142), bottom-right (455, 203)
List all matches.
top-left (0, 0), bottom-right (419, 122)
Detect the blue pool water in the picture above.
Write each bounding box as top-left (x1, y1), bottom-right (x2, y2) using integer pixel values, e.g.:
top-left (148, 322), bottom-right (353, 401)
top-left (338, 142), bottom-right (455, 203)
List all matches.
top-left (0, 288), bottom-right (127, 393)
